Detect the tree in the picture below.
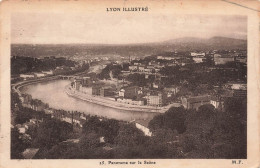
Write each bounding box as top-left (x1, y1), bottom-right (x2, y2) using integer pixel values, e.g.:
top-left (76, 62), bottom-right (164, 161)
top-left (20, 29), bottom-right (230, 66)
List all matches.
top-left (164, 107), bottom-right (186, 133)
top-left (98, 64), bottom-right (122, 80)
top-left (14, 109), bottom-right (32, 124)
top-left (146, 129), bottom-right (180, 159)
top-left (44, 143), bottom-right (81, 159)
top-left (210, 110), bottom-right (247, 159)
top-left (122, 63), bottom-right (129, 71)
top-left (26, 125), bottom-right (38, 140)
top-left (148, 107), bottom-right (186, 134)
top-left (114, 123), bottom-right (147, 147)
top-left (180, 135), bottom-right (197, 153)
top-left (148, 114), bottom-right (164, 131)
top-left (11, 92), bottom-right (21, 109)
top-left (82, 116), bottom-right (103, 135)
top-left (101, 119), bottom-right (120, 144)
top-left (82, 117), bottom-right (120, 144)
top-left (224, 98), bottom-right (247, 119)
top-left (32, 119), bottom-right (72, 148)
top-left (79, 132), bottom-right (100, 149)
top-left (160, 66), bottom-right (180, 77)
top-left (182, 102), bottom-right (247, 158)
top-left (11, 128), bottom-right (27, 159)
top-left (126, 73), bottom-right (147, 86)
top-left (151, 128), bottom-right (177, 143)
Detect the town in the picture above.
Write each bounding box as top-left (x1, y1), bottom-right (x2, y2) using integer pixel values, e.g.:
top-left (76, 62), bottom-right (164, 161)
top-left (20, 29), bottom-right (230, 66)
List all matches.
top-left (69, 49), bottom-right (246, 111)
top-left (11, 46), bottom-right (247, 159)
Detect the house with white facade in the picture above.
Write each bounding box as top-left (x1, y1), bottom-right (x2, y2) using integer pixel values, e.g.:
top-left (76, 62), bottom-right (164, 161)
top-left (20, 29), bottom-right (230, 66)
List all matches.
top-left (20, 74), bottom-right (35, 79)
top-left (34, 73), bottom-right (46, 78)
top-left (133, 119), bottom-right (152, 136)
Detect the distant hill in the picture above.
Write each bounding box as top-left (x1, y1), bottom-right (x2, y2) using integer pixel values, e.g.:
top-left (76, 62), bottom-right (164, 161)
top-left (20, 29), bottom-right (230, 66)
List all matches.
top-left (162, 36), bottom-right (247, 50)
top-left (11, 36), bottom-right (247, 58)
top-left (207, 36), bottom-right (246, 47)
top-left (163, 37), bottom-right (206, 44)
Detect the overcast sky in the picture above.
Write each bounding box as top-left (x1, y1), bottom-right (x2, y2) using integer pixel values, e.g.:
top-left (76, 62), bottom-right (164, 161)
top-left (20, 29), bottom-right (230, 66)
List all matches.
top-left (11, 13), bottom-right (247, 44)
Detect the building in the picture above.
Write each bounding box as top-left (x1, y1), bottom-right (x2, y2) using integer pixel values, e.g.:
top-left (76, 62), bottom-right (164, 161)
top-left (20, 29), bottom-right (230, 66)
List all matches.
top-left (134, 120), bottom-right (152, 136)
top-left (79, 85), bottom-right (89, 94)
top-left (230, 83), bottom-right (247, 90)
top-left (191, 52), bottom-right (206, 57)
top-left (181, 95), bottom-right (211, 110)
top-left (146, 92), bottom-right (163, 106)
top-left (165, 57), bottom-right (175, 60)
top-left (20, 74), bottom-right (35, 79)
top-left (121, 86), bottom-right (143, 99)
top-left (22, 148), bottom-right (39, 159)
top-left (164, 85), bottom-right (180, 96)
top-left (92, 86), bottom-right (101, 96)
top-left (154, 68), bottom-right (160, 73)
top-left (29, 118), bottom-right (43, 125)
top-left (44, 108), bottom-right (54, 114)
top-left (73, 79), bottom-right (82, 91)
top-left (81, 77), bottom-right (92, 87)
top-left (214, 54), bottom-right (235, 65)
top-left (192, 57), bottom-right (205, 63)
top-left (42, 70), bottom-right (53, 75)
top-left (152, 80), bottom-right (163, 89)
top-left (16, 124), bottom-right (26, 134)
top-left (22, 94), bottom-right (32, 104)
top-left (157, 56), bottom-right (164, 60)
top-left (157, 56), bottom-right (175, 60)
top-left (147, 65), bottom-right (154, 69)
top-left (117, 97), bottom-right (146, 106)
top-left (210, 96), bottom-right (224, 110)
top-left (118, 89), bottom-right (125, 97)
top-left (129, 65), bottom-right (138, 71)
top-left (34, 73), bottom-right (46, 78)
top-left (144, 68), bottom-right (153, 73)
top-left (100, 87), bottom-right (115, 97)
top-left (138, 66), bottom-right (145, 72)
top-left (52, 110), bottom-right (86, 127)
top-left (134, 62), bottom-right (141, 66)
top-left (235, 56), bottom-right (247, 64)
top-left (224, 82), bottom-right (247, 98)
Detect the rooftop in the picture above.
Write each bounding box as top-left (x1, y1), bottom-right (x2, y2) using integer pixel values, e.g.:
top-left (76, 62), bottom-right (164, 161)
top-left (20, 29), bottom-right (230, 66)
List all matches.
top-left (22, 148), bottom-right (39, 159)
top-left (186, 95), bottom-right (211, 103)
top-left (135, 119), bottom-right (151, 128)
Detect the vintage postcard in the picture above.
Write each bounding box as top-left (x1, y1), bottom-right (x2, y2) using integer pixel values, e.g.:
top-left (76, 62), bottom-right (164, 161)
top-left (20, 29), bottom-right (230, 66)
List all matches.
top-left (0, 0), bottom-right (259, 168)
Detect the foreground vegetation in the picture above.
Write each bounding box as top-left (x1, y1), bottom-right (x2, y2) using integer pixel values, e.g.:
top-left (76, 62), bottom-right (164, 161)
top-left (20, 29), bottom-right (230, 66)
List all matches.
top-left (11, 91), bottom-right (246, 159)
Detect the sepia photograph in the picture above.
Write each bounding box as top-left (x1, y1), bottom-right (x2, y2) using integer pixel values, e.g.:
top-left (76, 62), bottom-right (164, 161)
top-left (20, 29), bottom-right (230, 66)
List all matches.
top-left (1, 0), bottom-right (259, 168)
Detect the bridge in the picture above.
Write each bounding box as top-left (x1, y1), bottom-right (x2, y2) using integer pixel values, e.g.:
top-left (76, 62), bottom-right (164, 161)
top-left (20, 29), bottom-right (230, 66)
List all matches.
top-left (58, 75), bottom-right (78, 80)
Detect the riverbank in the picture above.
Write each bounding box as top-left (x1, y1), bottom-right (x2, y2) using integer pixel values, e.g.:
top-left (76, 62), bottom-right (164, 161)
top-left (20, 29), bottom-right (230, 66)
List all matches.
top-left (12, 66), bottom-right (92, 96)
top-left (65, 85), bottom-right (181, 113)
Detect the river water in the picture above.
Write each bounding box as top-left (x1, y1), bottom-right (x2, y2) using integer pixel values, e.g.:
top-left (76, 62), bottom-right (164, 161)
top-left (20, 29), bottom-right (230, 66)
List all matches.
top-left (20, 80), bottom-right (158, 121)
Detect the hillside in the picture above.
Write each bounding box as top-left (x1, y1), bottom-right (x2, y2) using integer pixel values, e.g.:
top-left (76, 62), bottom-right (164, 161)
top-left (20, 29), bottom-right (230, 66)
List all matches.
top-left (11, 36), bottom-right (247, 58)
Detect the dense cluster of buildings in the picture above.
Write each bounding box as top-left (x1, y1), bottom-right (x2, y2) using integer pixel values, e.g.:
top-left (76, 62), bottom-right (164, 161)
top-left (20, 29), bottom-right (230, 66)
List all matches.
top-left (191, 50), bottom-right (247, 65)
top-left (71, 75), bottom-right (183, 107)
top-left (69, 49), bottom-right (247, 110)
top-left (181, 82), bottom-right (247, 111)
top-left (128, 62), bottom-right (162, 73)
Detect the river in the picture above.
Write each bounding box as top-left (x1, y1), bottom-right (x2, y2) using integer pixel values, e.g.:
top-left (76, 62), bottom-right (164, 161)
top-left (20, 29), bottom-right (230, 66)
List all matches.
top-left (20, 80), bottom-right (159, 121)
